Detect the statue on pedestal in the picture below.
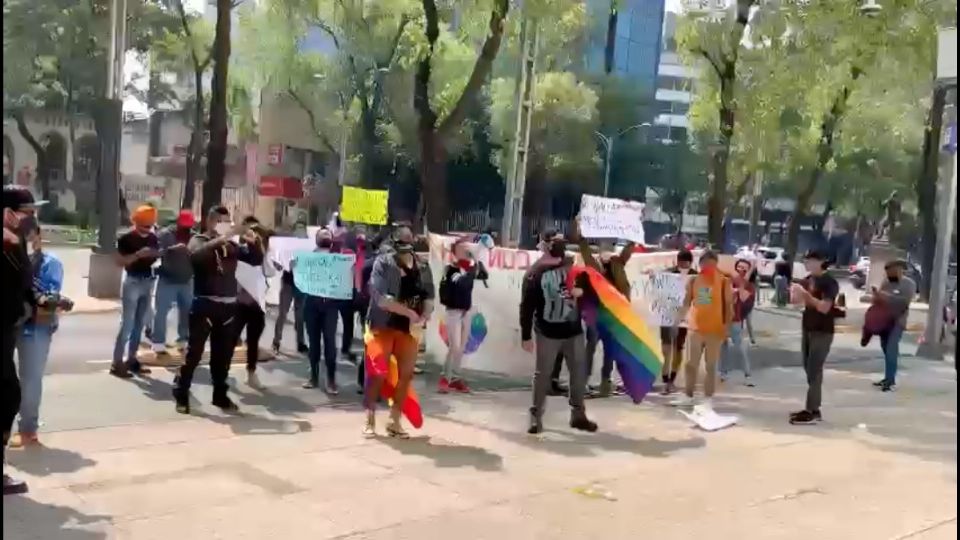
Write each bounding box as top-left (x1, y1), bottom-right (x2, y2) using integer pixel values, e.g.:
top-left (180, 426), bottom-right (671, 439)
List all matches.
top-left (876, 190), bottom-right (902, 242)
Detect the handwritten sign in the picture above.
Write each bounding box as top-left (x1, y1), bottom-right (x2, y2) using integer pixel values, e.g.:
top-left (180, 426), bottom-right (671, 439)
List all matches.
top-left (640, 272), bottom-right (691, 327)
top-left (579, 195), bottom-right (645, 244)
top-left (269, 236), bottom-right (316, 271)
top-left (293, 252), bottom-right (356, 299)
top-left (340, 186), bottom-right (388, 225)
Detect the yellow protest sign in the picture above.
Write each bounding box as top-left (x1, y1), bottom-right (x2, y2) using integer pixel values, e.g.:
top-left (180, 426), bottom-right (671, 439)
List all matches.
top-left (340, 186), bottom-right (388, 225)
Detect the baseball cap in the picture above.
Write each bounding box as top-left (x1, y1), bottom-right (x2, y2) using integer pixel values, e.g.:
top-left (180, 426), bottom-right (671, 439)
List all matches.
top-left (884, 259), bottom-right (908, 270)
top-left (2, 185), bottom-right (48, 211)
top-left (176, 210), bottom-right (196, 228)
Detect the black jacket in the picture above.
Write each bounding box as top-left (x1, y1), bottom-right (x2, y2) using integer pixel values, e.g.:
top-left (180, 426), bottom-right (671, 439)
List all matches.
top-left (188, 234), bottom-right (264, 299)
top-left (519, 259), bottom-right (584, 341)
top-left (439, 261), bottom-right (488, 311)
top-left (2, 235), bottom-right (34, 329)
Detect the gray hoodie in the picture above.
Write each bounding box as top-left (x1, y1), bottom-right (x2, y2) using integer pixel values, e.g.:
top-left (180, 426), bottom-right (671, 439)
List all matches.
top-left (878, 276), bottom-right (916, 327)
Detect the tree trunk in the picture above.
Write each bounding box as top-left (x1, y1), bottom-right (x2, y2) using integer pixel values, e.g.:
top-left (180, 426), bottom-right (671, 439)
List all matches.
top-left (604, 2), bottom-right (618, 74)
top-left (415, 0), bottom-right (508, 232)
top-left (707, 102), bottom-right (734, 246)
top-left (915, 85), bottom-right (946, 301)
top-left (202, 0), bottom-right (232, 217)
top-left (14, 113), bottom-right (51, 203)
top-left (786, 71), bottom-right (860, 255)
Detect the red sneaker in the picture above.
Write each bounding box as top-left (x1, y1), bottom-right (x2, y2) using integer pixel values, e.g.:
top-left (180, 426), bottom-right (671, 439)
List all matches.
top-left (437, 377), bottom-right (451, 394)
top-left (450, 378), bottom-right (471, 393)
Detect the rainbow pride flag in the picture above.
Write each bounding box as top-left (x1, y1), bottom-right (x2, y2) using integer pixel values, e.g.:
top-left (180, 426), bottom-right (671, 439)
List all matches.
top-left (363, 327), bottom-right (424, 428)
top-left (570, 266), bottom-right (664, 403)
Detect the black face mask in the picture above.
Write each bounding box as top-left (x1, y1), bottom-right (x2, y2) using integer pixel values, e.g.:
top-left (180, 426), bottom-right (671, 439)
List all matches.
top-left (17, 214), bottom-right (37, 237)
top-left (887, 275), bottom-right (900, 283)
top-left (318, 239), bottom-right (333, 249)
top-left (548, 239), bottom-right (567, 258)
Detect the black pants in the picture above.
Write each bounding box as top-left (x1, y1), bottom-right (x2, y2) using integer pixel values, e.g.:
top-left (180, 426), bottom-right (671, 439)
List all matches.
top-left (305, 296), bottom-right (339, 385)
top-left (274, 281), bottom-right (306, 348)
top-left (2, 325), bottom-right (21, 458)
top-left (176, 298), bottom-right (238, 402)
top-left (234, 302), bottom-right (265, 373)
top-left (339, 299), bottom-right (364, 354)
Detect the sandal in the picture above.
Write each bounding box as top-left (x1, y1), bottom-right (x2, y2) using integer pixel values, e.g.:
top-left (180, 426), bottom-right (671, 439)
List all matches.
top-left (385, 421), bottom-right (410, 439)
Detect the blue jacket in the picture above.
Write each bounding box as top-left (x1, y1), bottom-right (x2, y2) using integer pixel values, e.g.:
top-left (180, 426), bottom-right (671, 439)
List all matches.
top-left (23, 251), bottom-right (64, 335)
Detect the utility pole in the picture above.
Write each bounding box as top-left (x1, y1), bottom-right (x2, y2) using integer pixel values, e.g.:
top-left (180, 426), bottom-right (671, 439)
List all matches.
top-left (501, 16), bottom-right (539, 247)
top-left (917, 27), bottom-right (956, 360)
top-left (748, 156), bottom-right (763, 244)
top-left (89, 0), bottom-right (126, 298)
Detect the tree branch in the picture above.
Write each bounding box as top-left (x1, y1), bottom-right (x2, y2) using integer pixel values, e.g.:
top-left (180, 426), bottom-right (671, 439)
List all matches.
top-left (14, 111), bottom-right (44, 156)
top-left (694, 46), bottom-right (724, 81)
top-left (287, 89), bottom-right (340, 158)
top-left (437, 0), bottom-right (509, 137)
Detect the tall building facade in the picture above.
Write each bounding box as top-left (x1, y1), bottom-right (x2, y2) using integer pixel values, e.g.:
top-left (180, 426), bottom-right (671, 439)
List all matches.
top-left (584, 0), bottom-right (667, 98)
top-left (653, 11), bottom-right (695, 142)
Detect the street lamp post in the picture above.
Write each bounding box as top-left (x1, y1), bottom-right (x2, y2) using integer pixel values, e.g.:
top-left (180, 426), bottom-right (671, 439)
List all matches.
top-left (594, 122), bottom-right (652, 198)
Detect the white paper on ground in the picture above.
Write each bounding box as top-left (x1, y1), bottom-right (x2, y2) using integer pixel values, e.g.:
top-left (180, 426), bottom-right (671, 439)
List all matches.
top-left (679, 406), bottom-right (738, 432)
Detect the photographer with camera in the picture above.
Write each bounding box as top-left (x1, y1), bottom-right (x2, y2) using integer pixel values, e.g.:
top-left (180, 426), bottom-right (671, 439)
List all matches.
top-left (11, 221), bottom-right (73, 448)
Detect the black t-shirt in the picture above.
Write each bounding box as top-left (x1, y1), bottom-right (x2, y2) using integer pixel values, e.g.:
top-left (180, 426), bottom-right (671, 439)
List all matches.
top-left (801, 273), bottom-right (839, 333)
top-left (117, 230), bottom-right (159, 278)
top-left (386, 266), bottom-right (423, 334)
top-left (775, 260), bottom-right (792, 279)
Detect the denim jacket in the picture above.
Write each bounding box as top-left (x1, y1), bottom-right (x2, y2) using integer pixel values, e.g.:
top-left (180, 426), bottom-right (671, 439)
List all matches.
top-left (367, 251), bottom-right (435, 331)
top-left (24, 251), bottom-right (64, 335)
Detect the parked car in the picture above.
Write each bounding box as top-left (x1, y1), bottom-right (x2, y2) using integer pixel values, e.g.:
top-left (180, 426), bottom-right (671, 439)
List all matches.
top-left (753, 247), bottom-right (786, 284)
top-left (851, 260), bottom-right (921, 291)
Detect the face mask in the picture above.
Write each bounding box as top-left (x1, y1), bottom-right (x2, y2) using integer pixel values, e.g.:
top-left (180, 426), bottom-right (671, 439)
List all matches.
top-left (701, 265), bottom-right (716, 276)
top-left (317, 239), bottom-right (333, 249)
top-left (548, 240), bottom-right (566, 258)
top-left (214, 222), bottom-right (232, 237)
top-left (26, 242), bottom-right (36, 257)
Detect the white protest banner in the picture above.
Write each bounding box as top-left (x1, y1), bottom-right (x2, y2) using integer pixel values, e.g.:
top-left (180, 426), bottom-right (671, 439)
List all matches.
top-left (579, 195), bottom-right (646, 244)
top-left (236, 262), bottom-right (268, 312)
top-left (269, 236), bottom-right (316, 271)
top-left (640, 272), bottom-right (691, 327)
top-left (421, 234), bottom-right (686, 378)
top-left (293, 252), bottom-right (356, 300)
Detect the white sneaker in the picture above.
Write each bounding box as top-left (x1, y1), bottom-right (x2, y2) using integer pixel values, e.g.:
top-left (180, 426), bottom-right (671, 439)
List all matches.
top-left (246, 371), bottom-right (263, 389)
top-left (670, 395), bottom-right (696, 407)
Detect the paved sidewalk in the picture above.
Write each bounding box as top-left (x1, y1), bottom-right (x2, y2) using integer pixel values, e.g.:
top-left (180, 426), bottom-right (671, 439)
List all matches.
top-left (3, 351), bottom-right (956, 540)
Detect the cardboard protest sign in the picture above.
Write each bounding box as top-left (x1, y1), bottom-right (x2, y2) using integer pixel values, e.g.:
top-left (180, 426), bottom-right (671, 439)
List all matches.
top-left (269, 236), bottom-right (315, 271)
top-left (579, 195), bottom-right (645, 244)
top-left (639, 272), bottom-right (691, 327)
top-left (340, 186), bottom-right (388, 225)
top-left (292, 252), bottom-right (356, 299)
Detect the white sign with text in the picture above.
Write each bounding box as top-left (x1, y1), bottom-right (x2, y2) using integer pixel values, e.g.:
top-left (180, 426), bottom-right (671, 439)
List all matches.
top-left (640, 272), bottom-right (691, 327)
top-left (579, 195), bottom-right (646, 244)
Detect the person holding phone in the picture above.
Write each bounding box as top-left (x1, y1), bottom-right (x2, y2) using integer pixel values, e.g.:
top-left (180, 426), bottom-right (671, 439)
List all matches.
top-left (110, 205), bottom-right (160, 379)
top-left (173, 206), bottom-right (263, 414)
top-left (11, 222), bottom-right (72, 448)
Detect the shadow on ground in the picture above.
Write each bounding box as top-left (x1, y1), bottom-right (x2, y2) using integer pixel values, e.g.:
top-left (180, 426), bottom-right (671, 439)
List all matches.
top-left (2, 497), bottom-right (110, 540)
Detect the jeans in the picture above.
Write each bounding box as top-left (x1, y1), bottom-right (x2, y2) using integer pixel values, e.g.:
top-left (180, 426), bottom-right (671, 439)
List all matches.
top-left (880, 323), bottom-right (905, 385)
top-left (175, 298), bottom-right (238, 402)
top-left (531, 334), bottom-right (587, 421)
top-left (801, 331), bottom-right (834, 412)
top-left (113, 275), bottom-right (156, 370)
top-left (152, 278), bottom-right (193, 347)
top-left (584, 324), bottom-right (615, 382)
top-left (304, 296), bottom-right (340, 385)
top-left (234, 302), bottom-right (266, 372)
top-left (442, 309), bottom-right (472, 380)
top-left (274, 281), bottom-right (306, 348)
top-left (721, 322), bottom-right (751, 377)
top-left (774, 276), bottom-right (789, 307)
top-left (15, 325), bottom-right (55, 433)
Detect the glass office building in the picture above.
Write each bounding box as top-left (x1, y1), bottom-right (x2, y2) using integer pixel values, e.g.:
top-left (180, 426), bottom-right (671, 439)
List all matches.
top-left (584, 0), bottom-right (667, 97)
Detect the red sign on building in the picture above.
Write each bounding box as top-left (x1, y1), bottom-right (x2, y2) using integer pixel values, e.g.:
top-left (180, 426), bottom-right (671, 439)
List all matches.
top-left (258, 176), bottom-right (304, 199)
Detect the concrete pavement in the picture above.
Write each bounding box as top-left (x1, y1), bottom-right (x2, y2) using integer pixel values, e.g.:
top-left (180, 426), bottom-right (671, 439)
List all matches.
top-left (3, 336), bottom-right (956, 539)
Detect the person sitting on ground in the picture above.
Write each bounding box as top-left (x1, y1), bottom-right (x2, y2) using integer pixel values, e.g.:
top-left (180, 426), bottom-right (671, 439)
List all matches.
top-left (437, 238), bottom-right (489, 394)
